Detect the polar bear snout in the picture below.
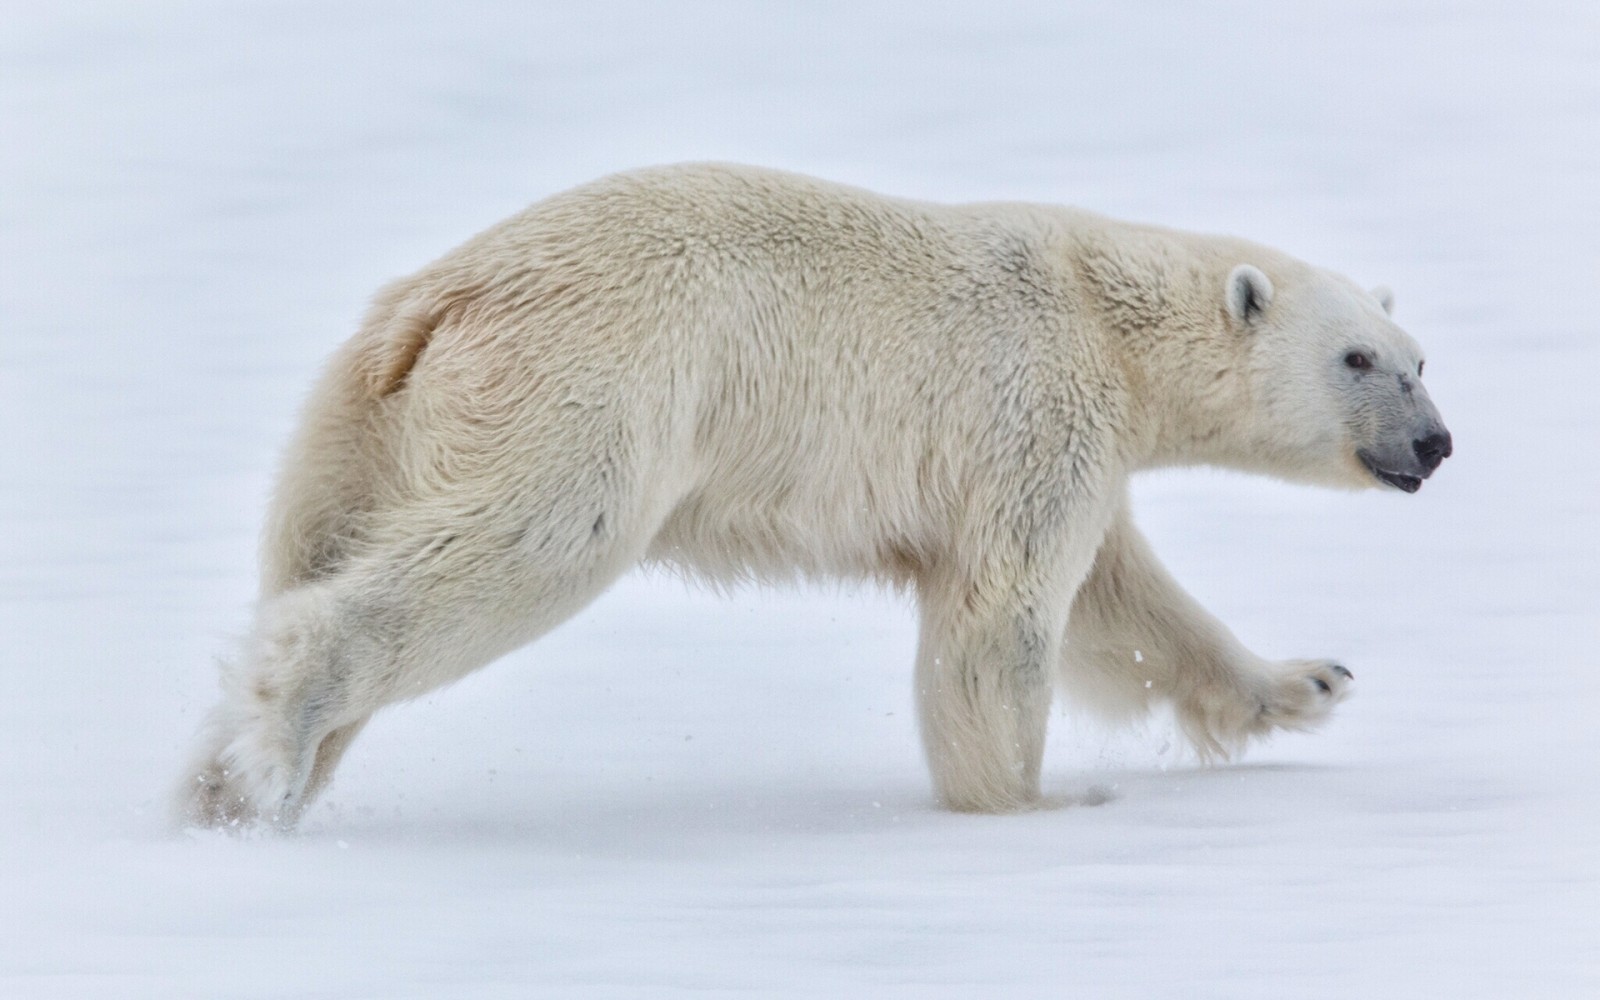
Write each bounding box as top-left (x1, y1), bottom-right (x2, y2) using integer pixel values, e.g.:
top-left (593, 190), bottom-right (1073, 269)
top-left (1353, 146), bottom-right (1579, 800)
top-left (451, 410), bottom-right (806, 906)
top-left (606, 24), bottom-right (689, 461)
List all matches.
top-left (1358, 420), bottom-right (1451, 493)
top-left (1349, 362), bottom-right (1451, 493)
top-left (1412, 429), bottom-right (1452, 473)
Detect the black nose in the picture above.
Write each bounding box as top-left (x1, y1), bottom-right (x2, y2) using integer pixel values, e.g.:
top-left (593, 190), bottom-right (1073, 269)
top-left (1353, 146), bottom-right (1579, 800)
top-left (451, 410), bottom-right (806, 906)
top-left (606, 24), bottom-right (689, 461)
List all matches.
top-left (1413, 430), bottom-right (1453, 472)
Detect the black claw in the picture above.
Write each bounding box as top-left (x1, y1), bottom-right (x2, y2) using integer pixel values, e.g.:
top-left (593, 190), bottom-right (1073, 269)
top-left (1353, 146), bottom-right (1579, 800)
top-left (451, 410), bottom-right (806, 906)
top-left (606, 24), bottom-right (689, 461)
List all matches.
top-left (1330, 664), bottom-right (1353, 680)
top-left (1313, 677), bottom-right (1332, 694)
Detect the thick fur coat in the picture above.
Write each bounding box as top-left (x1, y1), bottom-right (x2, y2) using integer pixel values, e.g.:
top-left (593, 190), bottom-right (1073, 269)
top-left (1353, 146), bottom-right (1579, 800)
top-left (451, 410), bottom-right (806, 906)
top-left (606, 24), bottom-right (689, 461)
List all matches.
top-left (178, 164), bottom-right (1450, 828)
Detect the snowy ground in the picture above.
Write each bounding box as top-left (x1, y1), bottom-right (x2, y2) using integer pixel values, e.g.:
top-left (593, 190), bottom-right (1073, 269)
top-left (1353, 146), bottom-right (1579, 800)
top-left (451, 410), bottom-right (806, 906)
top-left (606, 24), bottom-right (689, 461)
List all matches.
top-left (3, 2), bottom-right (1597, 996)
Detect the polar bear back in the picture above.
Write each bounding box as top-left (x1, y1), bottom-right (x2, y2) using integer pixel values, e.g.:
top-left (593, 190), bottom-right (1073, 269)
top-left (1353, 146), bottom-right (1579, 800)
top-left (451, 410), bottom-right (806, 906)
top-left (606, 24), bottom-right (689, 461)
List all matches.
top-left (350, 165), bottom-right (1133, 587)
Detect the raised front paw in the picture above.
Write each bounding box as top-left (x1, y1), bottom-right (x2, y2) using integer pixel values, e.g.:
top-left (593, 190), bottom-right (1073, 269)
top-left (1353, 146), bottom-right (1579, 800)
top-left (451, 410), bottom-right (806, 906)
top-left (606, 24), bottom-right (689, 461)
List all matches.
top-left (1259, 658), bottom-right (1353, 730)
top-left (1175, 657), bottom-right (1354, 759)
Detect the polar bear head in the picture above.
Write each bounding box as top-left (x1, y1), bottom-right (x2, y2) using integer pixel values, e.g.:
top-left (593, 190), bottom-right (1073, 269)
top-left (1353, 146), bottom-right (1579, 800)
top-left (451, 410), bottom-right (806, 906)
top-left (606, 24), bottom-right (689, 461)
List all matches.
top-left (1222, 261), bottom-right (1452, 492)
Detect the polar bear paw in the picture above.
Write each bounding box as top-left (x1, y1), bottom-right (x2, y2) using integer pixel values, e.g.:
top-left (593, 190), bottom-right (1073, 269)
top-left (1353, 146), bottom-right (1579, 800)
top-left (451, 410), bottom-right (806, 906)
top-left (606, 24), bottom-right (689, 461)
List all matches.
top-left (175, 717), bottom-right (312, 833)
top-left (1176, 657), bottom-right (1353, 760)
top-left (1258, 658), bottom-right (1353, 728)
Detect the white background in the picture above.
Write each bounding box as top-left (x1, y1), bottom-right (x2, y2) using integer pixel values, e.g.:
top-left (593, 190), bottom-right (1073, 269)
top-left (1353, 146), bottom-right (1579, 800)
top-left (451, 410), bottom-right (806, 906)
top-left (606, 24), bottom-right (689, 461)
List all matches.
top-left (3, 2), bottom-right (1596, 996)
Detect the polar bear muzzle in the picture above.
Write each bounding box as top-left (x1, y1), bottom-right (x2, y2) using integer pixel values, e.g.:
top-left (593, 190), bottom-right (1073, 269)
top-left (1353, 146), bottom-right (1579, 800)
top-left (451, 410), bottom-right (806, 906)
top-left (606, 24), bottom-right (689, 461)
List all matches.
top-left (1357, 418), bottom-right (1453, 493)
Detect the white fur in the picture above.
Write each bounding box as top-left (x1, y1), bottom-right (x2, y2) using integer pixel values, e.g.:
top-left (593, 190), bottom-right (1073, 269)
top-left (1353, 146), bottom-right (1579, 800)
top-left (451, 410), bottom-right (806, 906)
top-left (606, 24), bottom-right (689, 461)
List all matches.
top-left (176, 163), bottom-right (1438, 829)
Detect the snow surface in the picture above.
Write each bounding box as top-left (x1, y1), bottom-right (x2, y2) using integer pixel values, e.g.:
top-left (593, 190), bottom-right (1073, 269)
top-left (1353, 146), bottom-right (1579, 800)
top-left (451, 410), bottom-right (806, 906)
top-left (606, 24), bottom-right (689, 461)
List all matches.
top-left (3, 1), bottom-right (1597, 996)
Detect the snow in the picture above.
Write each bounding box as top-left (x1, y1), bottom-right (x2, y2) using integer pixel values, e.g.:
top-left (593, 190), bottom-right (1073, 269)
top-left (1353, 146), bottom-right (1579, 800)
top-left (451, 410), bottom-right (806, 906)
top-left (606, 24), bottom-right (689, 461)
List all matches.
top-left (3, 1), bottom-right (1597, 996)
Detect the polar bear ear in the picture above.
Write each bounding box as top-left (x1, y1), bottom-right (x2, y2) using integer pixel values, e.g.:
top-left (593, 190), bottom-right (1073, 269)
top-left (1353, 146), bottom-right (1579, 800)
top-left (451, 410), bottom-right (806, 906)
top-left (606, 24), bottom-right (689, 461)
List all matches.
top-left (1225, 264), bottom-right (1274, 325)
top-left (1372, 285), bottom-right (1395, 316)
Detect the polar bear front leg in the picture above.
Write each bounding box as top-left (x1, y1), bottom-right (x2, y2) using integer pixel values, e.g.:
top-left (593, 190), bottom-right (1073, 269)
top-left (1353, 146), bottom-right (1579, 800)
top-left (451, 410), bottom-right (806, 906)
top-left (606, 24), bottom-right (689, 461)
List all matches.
top-left (913, 529), bottom-right (1094, 813)
top-left (915, 594), bottom-right (1056, 812)
top-left (1060, 500), bottom-right (1353, 758)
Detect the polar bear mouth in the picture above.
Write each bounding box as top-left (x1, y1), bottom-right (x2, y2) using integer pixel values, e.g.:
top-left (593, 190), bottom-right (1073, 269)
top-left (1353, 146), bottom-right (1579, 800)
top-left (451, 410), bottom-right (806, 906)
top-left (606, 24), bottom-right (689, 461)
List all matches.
top-left (1358, 452), bottom-right (1423, 493)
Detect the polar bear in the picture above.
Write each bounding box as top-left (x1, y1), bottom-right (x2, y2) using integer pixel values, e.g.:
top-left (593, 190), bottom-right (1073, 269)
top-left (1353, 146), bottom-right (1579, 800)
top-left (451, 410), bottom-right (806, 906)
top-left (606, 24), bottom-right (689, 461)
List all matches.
top-left (177, 164), bottom-right (1451, 829)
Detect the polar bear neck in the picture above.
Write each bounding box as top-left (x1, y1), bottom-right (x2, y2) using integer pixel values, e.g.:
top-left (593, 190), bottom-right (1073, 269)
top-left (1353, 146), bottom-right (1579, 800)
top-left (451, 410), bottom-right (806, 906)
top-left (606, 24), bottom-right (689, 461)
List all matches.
top-left (1068, 219), bottom-right (1288, 475)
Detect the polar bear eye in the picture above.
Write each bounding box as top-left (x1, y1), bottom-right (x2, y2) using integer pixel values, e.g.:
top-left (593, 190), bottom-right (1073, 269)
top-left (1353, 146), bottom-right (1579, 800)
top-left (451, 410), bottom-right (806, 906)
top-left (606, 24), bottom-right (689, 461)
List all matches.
top-left (1344, 352), bottom-right (1372, 371)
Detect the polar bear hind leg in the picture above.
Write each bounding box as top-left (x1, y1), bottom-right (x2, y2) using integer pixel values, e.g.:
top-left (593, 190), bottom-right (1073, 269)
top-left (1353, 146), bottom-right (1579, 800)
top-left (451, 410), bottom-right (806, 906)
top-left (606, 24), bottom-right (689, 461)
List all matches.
top-left (178, 449), bottom-right (671, 830)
